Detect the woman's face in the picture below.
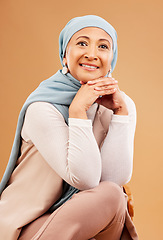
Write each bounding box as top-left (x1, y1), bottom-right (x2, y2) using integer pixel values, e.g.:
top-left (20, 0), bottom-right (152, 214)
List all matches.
top-left (63, 27), bottom-right (113, 83)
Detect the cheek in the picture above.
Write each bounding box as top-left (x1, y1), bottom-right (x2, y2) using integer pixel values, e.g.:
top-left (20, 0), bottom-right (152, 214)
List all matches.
top-left (102, 56), bottom-right (112, 67)
top-left (66, 47), bottom-right (81, 63)
top-left (109, 51), bottom-right (113, 63)
top-left (103, 52), bottom-right (113, 67)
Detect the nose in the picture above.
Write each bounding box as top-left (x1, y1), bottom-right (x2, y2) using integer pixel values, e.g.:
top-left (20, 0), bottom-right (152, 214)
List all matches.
top-left (84, 45), bottom-right (98, 60)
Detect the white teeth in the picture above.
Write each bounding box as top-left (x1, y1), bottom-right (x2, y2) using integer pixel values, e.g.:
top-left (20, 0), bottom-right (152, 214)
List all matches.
top-left (81, 64), bottom-right (98, 69)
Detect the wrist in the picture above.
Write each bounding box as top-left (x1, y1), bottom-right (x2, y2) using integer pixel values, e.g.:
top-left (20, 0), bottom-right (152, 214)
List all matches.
top-left (113, 104), bottom-right (128, 115)
top-left (69, 106), bottom-right (88, 119)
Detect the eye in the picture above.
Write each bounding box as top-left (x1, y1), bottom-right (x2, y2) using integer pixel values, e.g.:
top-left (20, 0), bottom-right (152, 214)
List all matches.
top-left (99, 44), bottom-right (109, 49)
top-left (77, 41), bottom-right (87, 47)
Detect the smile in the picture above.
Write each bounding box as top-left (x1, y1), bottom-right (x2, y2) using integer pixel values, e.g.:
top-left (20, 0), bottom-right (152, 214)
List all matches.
top-left (80, 64), bottom-right (99, 70)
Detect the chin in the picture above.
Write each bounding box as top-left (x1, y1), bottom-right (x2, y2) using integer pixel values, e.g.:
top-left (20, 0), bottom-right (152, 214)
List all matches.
top-left (78, 74), bottom-right (100, 83)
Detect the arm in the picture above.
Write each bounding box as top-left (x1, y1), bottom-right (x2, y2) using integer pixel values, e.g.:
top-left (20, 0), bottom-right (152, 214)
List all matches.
top-left (100, 94), bottom-right (136, 186)
top-left (22, 77), bottom-right (119, 190)
top-left (22, 102), bottom-right (101, 190)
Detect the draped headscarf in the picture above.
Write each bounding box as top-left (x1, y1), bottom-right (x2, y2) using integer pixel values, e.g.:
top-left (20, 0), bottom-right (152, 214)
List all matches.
top-left (59, 15), bottom-right (117, 72)
top-left (0, 15), bottom-right (118, 209)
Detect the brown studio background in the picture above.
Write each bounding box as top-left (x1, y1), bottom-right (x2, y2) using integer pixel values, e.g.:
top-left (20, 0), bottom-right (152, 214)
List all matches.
top-left (0, 0), bottom-right (163, 239)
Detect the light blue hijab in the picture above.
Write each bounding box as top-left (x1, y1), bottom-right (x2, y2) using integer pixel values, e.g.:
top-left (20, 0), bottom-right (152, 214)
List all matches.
top-left (59, 15), bottom-right (117, 72)
top-left (0, 15), bottom-right (118, 210)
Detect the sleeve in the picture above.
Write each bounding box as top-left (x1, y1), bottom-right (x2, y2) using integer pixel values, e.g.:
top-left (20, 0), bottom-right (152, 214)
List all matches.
top-left (100, 94), bottom-right (137, 186)
top-left (21, 102), bottom-right (101, 190)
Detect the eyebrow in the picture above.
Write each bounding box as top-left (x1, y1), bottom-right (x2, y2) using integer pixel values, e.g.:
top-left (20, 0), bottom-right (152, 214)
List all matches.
top-left (76, 36), bottom-right (112, 45)
top-left (76, 36), bottom-right (89, 40)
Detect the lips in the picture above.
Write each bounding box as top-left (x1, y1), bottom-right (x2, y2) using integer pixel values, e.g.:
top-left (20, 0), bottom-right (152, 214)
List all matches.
top-left (79, 63), bottom-right (99, 69)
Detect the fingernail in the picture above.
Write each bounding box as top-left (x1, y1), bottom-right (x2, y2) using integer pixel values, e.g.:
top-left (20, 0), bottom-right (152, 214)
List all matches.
top-left (88, 81), bottom-right (94, 84)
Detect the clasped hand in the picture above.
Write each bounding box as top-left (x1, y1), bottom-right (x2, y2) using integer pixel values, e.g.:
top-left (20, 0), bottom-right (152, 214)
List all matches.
top-left (69, 76), bottom-right (128, 119)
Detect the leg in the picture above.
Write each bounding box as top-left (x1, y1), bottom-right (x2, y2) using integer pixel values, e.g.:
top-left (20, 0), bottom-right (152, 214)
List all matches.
top-left (30, 181), bottom-right (126, 240)
top-left (18, 213), bottom-right (50, 240)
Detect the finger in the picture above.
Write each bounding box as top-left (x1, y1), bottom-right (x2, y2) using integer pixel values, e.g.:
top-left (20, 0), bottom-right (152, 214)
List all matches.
top-left (87, 77), bottom-right (117, 85)
top-left (88, 79), bottom-right (118, 89)
top-left (94, 87), bottom-right (117, 96)
top-left (95, 82), bottom-right (118, 89)
top-left (94, 83), bottom-right (118, 91)
top-left (87, 77), bottom-right (115, 84)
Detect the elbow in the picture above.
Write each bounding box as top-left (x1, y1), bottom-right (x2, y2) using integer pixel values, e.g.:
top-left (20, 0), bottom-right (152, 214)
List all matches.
top-left (69, 170), bottom-right (101, 190)
top-left (118, 164), bottom-right (133, 186)
top-left (118, 149), bottom-right (134, 186)
top-left (67, 151), bottom-right (102, 190)
top-left (78, 179), bottom-right (100, 191)
top-left (118, 172), bottom-right (132, 186)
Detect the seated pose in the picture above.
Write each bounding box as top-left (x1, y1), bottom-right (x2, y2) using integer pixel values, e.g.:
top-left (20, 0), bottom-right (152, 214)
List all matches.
top-left (0, 15), bottom-right (138, 240)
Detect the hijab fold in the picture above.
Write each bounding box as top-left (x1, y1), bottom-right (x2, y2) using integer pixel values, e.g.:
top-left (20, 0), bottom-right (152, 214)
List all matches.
top-left (0, 15), bottom-right (118, 208)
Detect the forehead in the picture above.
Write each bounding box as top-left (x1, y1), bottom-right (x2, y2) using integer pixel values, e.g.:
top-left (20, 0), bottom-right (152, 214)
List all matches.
top-left (69, 27), bottom-right (113, 43)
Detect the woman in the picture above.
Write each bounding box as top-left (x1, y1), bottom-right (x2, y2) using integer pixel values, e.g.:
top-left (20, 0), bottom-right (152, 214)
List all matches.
top-left (0, 15), bottom-right (138, 239)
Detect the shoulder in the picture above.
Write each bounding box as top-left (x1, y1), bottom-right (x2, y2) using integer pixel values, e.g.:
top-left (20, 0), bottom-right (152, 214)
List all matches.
top-left (22, 102), bottom-right (66, 141)
top-left (25, 102), bottom-right (64, 121)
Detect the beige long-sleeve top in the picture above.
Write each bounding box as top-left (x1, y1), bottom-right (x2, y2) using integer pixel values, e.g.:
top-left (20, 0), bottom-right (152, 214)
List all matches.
top-left (0, 92), bottom-right (136, 240)
top-left (22, 92), bottom-right (136, 189)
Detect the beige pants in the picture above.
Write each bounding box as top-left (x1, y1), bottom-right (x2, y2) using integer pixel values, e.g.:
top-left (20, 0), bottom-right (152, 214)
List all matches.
top-left (18, 182), bottom-right (128, 240)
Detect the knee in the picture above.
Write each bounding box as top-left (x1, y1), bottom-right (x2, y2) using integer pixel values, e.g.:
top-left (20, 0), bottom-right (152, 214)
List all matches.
top-left (96, 181), bottom-right (126, 218)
